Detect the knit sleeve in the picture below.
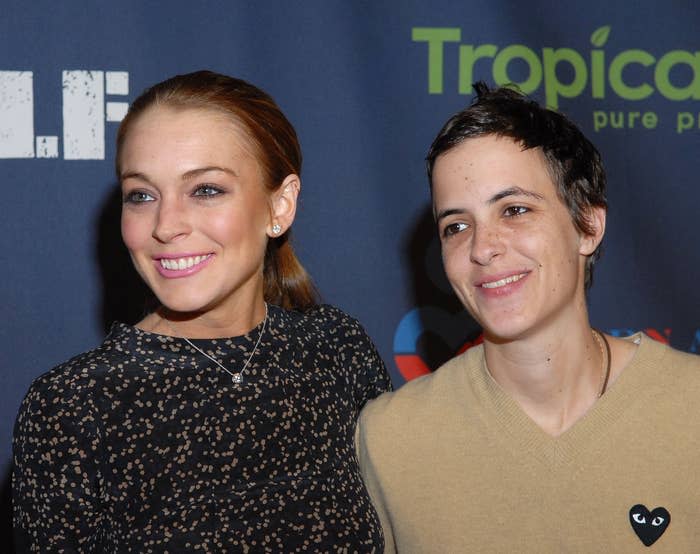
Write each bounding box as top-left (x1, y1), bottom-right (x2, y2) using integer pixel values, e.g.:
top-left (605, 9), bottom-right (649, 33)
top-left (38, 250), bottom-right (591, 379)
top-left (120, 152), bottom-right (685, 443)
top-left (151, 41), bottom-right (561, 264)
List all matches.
top-left (355, 415), bottom-right (396, 553)
top-left (13, 372), bottom-right (104, 552)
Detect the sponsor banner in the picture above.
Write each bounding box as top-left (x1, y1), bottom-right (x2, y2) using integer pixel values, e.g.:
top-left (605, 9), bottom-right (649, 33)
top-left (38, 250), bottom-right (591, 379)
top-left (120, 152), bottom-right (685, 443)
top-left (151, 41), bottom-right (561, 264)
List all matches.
top-left (1, 2), bottom-right (698, 514)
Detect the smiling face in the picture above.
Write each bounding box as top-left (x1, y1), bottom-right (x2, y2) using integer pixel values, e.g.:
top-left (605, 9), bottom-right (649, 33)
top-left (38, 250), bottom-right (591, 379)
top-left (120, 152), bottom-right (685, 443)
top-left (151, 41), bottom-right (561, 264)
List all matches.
top-left (120, 106), bottom-right (278, 318)
top-left (432, 135), bottom-right (603, 342)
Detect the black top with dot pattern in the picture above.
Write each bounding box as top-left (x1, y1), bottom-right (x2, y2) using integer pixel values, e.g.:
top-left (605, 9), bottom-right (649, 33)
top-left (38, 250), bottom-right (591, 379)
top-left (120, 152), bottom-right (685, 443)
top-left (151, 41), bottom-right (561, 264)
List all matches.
top-left (13, 304), bottom-right (391, 552)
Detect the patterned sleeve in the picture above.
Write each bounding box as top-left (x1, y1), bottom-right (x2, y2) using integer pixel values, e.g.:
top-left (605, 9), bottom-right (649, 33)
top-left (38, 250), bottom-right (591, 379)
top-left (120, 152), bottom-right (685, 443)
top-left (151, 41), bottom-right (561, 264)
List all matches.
top-left (13, 372), bottom-right (103, 552)
top-left (333, 308), bottom-right (393, 412)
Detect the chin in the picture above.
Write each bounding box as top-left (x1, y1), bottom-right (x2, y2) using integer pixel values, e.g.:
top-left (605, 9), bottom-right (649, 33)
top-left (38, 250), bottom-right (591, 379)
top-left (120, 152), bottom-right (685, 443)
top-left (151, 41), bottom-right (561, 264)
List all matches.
top-left (153, 293), bottom-right (212, 315)
top-left (478, 313), bottom-right (534, 343)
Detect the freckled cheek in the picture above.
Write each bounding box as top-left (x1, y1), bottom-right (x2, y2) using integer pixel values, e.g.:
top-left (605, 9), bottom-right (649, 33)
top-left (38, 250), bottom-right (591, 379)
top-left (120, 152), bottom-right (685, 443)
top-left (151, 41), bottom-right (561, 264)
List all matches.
top-left (440, 244), bottom-right (457, 275)
top-left (442, 249), bottom-right (472, 295)
top-left (513, 233), bottom-right (541, 257)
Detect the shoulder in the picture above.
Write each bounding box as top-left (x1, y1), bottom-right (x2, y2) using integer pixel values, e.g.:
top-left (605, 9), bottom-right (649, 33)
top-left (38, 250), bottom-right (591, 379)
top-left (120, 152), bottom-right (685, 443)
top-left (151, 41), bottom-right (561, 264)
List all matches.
top-left (632, 333), bottom-right (700, 374)
top-left (622, 333), bottom-right (700, 402)
top-left (273, 303), bottom-right (373, 343)
top-left (360, 345), bottom-right (482, 430)
top-left (27, 349), bottom-right (106, 401)
top-left (18, 325), bottom-right (131, 416)
top-left (657, 339), bottom-right (700, 368)
top-left (15, 349), bottom-right (104, 449)
top-left (287, 303), bottom-right (365, 330)
top-left (614, 334), bottom-right (700, 434)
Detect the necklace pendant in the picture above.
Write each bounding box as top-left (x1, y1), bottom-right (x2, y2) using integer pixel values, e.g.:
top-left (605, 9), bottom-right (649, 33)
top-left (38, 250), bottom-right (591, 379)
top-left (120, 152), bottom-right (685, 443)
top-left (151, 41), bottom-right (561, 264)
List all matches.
top-left (168, 302), bottom-right (267, 388)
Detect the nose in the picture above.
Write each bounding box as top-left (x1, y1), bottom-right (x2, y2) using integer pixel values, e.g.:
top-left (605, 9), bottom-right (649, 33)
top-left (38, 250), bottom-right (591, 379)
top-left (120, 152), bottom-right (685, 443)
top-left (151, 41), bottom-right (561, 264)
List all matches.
top-left (469, 224), bottom-right (504, 266)
top-left (152, 197), bottom-right (192, 243)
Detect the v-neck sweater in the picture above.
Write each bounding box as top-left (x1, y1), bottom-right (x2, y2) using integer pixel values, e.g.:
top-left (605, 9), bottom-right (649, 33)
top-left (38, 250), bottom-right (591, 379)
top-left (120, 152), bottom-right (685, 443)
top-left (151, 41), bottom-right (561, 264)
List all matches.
top-left (357, 334), bottom-right (700, 552)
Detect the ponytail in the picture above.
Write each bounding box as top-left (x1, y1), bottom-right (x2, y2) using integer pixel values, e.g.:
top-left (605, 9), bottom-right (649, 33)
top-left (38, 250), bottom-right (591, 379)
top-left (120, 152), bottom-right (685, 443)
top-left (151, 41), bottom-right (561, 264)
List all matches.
top-left (264, 232), bottom-right (319, 311)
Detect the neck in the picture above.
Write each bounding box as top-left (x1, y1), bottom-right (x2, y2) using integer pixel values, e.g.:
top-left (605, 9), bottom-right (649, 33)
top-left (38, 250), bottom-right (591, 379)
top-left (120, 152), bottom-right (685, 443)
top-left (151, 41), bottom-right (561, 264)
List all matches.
top-left (141, 296), bottom-right (268, 339)
top-left (483, 321), bottom-right (606, 436)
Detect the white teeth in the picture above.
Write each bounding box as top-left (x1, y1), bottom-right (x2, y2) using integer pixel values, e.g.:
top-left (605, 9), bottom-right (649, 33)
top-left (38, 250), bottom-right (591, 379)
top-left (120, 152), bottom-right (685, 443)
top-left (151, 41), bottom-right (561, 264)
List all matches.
top-left (160, 255), bottom-right (210, 271)
top-left (482, 273), bottom-right (526, 289)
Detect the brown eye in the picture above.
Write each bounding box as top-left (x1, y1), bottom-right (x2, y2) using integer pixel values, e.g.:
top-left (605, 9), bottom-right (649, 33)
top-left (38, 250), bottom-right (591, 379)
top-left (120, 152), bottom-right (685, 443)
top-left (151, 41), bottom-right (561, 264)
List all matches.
top-left (504, 206), bottom-right (529, 217)
top-left (443, 222), bottom-right (468, 237)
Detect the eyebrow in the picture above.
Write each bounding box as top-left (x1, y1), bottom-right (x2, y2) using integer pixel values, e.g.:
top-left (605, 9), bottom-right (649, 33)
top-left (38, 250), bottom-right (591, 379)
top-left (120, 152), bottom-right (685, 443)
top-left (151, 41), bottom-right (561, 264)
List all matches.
top-left (120, 165), bottom-right (238, 182)
top-left (488, 186), bottom-right (544, 204)
top-left (435, 207), bottom-right (466, 223)
top-left (435, 186), bottom-right (544, 223)
top-left (181, 166), bottom-right (238, 180)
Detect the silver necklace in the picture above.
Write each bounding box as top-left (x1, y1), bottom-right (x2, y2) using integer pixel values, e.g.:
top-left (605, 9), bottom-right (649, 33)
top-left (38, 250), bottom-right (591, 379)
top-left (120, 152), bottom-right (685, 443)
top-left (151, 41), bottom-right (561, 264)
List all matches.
top-left (163, 303), bottom-right (268, 384)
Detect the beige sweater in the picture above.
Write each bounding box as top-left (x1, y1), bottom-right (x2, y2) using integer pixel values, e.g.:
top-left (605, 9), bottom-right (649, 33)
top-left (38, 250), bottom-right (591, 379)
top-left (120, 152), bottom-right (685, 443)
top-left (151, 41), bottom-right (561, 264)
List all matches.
top-left (357, 334), bottom-right (700, 553)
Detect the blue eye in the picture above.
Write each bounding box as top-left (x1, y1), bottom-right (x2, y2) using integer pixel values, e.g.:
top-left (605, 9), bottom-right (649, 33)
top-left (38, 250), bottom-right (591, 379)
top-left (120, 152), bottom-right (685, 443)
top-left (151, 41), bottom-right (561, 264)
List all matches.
top-left (123, 190), bottom-right (155, 204)
top-left (443, 222), bottom-right (468, 237)
top-left (504, 206), bottom-right (529, 217)
top-left (192, 184), bottom-right (223, 197)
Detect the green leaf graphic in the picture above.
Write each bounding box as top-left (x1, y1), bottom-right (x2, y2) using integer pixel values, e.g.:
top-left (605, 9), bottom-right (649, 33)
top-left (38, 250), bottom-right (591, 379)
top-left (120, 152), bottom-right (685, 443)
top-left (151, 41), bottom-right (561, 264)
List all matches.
top-left (591, 26), bottom-right (611, 47)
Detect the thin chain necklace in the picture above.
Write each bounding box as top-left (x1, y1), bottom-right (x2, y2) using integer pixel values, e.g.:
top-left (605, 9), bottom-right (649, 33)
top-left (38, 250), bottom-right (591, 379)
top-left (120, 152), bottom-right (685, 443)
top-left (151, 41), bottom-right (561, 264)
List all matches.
top-left (162, 303), bottom-right (268, 384)
top-left (592, 328), bottom-right (611, 397)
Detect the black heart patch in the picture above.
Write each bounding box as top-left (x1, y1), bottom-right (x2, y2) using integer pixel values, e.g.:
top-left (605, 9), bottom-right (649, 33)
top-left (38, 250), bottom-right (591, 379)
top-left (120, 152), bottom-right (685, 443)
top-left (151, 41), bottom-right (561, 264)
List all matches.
top-left (629, 504), bottom-right (670, 546)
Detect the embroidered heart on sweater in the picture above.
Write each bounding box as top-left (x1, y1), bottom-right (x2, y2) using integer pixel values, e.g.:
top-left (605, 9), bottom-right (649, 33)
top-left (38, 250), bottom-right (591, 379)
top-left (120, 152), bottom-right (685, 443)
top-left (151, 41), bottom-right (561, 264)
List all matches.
top-left (629, 504), bottom-right (670, 546)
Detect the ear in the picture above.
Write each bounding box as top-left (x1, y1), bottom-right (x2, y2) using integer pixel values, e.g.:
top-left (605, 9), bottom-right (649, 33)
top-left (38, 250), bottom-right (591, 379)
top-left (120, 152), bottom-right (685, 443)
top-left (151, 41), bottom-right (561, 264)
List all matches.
top-left (267, 174), bottom-right (300, 237)
top-left (579, 205), bottom-right (606, 256)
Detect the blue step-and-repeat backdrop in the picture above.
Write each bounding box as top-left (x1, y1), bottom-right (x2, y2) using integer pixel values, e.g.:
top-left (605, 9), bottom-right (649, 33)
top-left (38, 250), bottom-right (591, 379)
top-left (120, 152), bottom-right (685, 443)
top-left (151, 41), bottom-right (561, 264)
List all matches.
top-left (2, 0), bottom-right (699, 540)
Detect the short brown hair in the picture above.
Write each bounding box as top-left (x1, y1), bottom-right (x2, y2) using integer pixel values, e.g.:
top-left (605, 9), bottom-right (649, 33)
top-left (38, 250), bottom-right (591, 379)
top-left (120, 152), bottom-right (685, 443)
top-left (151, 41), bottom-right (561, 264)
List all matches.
top-left (427, 83), bottom-right (607, 289)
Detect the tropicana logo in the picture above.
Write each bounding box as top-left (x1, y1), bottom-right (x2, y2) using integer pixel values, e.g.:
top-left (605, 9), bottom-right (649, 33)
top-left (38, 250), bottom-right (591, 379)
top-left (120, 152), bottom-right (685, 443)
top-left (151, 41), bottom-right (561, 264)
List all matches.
top-left (412, 26), bottom-right (700, 133)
